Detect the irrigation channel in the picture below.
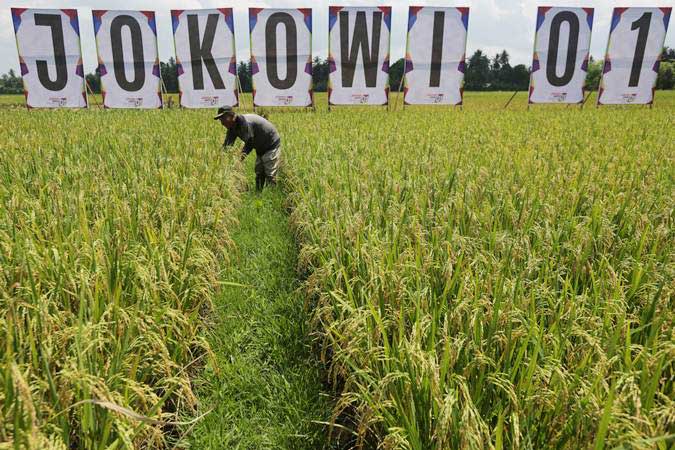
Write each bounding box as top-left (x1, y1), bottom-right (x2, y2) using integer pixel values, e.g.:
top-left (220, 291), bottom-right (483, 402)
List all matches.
top-left (184, 163), bottom-right (333, 449)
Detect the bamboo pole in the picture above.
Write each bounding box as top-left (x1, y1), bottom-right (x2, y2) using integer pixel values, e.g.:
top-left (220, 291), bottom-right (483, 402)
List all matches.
top-left (85, 79), bottom-right (101, 108)
top-left (503, 91), bottom-right (518, 109)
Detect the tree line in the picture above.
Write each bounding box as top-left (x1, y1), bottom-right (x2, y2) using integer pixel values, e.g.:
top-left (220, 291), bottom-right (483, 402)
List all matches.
top-left (2, 48), bottom-right (675, 95)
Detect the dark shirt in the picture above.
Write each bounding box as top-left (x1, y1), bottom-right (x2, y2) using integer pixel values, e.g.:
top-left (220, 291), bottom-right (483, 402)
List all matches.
top-left (223, 114), bottom-right (281, 156)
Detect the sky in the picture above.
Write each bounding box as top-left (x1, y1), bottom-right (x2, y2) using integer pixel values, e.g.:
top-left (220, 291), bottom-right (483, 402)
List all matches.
top-left (1, 0), bottom-right (673, 75)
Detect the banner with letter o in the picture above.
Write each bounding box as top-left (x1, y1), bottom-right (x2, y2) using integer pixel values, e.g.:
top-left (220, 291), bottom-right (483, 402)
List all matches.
top-left (250, 8), bottom-right (313, 107)
top-left (93, 10), bottom-right (162, 109)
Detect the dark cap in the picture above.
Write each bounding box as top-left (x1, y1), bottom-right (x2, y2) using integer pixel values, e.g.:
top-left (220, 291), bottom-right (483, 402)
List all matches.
top-left (213, 106), bottom-right (235, 120)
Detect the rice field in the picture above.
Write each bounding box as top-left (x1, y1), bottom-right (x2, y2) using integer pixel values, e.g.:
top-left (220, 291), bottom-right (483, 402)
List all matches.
top-left (1, 92), bottom-right (674, 449)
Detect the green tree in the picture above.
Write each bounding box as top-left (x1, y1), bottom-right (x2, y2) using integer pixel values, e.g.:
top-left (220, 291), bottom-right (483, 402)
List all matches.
top-left (389, 58), bottom-right (404, 92)
top-left (85, 67), bottom-right (101, 94)
top-left (511, 64), bottom-right (530, 90)
top-left (312, 57), bottom-right (329, 92)
top-left (656, 60), bottom-right (674, 89)
top-left (465, 50), bottom-right (491, 90)
top-left (237, 61), bottom-right (252, 93)
top-left (584, 57), bottom-right (603, 91)
top-left (160, 57), bottom-right (178, 93)
top-left (662, 46), bottom-right (674, 62)
top-left (0, 69), bottom-right (23, 94)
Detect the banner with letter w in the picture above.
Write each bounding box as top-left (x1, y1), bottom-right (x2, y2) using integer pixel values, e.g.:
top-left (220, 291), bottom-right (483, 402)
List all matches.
top-left (328, 6), bottom-right (391, 106)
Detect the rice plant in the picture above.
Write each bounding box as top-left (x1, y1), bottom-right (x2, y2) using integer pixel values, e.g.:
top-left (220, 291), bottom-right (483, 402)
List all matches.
top-left (0, 109), bottom-right (243, 448)
top-left (280, 92), bottom-right (675, 449)
top-left (1, 92), bottom-right (673, 449)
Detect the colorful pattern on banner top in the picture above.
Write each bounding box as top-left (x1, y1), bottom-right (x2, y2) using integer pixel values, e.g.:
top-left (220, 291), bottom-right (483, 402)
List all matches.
top-left (12, 8), bottom-right (87, 108)
top-left (249, 8), bottom-right (313, 107)
top-left (328, 6), bottom-right (391, 106)
top-left (528, 6), bottom-right (593, 104)
top-left (598, 7), bottom-right (671, 105)
top-left (403, 6), bottom-right (469, 106)
top-left (172, 8), bottom-right (238, 108)
top-left (93, 10), bottom-right (162, 109)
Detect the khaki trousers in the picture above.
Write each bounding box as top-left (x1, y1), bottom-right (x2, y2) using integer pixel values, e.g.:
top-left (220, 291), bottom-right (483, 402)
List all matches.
top-left (254, 145), bottom-right (281, 188)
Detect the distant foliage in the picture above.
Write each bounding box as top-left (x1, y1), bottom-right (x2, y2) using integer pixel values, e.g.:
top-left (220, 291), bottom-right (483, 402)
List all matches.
top-left (237, 61), bottom-right (253, 93)
top-left (0, 69), bottom-right (23, 94)
top-left (465, 50), bottom-right (530, 91)
top-left (2, 47), bottom-right (674, 95)
top-left (160, 57), bottom-right (179, 93)
top-left (584, 57), bottom-right (603, 91)
top-left (312, 57), bottom-right (329, 92)
top-left (656, 60), bottom-right (674, 90)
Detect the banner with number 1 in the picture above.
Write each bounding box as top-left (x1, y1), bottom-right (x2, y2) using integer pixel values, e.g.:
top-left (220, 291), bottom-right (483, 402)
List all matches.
top-left (598, 7), bottom-right (671, 105)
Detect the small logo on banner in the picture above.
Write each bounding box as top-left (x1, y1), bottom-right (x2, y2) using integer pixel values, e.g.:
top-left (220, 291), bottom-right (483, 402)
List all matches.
top-left (275, 96), bottom-right (294, 105)
top-left (200, 96), bottom-right (220, 106)
top-left (351, 94), bottom-right (370, 104)
top-left (621, 93), bottom-right (638, 103)
top-left (125, 97), bottom-right (144, 107)
top-left (48, 97), bottom-right (68, 107)
top-left (551, 92), bottom-right (568, 102)
top-left (427, 93), bottom-right (444, 104)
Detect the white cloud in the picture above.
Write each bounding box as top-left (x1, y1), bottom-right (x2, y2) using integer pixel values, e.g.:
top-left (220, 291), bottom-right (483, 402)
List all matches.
top-left (1, 0), bottom-right (673, 74)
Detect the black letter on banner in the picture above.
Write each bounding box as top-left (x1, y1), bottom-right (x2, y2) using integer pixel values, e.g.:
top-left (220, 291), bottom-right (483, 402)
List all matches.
top-left (429, 11), bottom-right (445, 87)
top-left (546, 11), bottom-right (579, 87)
top-left (629, 12), bottom-right (651, 87)
top-left (265, 12), bottom-right (298, 90)
top-left (187, 14), bottom-right (225, 90)
top-left (340, 11), bottom-right (382, 88)
top-left (34, 14), bottom-right (68, 91)
top-left (110, 15), bottom-right (145, 92)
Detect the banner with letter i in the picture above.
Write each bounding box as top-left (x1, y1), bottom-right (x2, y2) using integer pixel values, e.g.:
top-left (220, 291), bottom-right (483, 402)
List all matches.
top-left (93, 10), bottom-right (162, 109)
top-left (172, 8), bottom-right (238, 108)
top-left (328, 6), bottom-right (391, 106)
top-left (250, 8), bottom-right (313, 107)
top-left (598, 7), bottom-right (671, 105)
top-left (529, 7), bottom-right (594, 104)
top-left (11, 8), bottom-right (87, 108)
top-left (403, 7), bottom-right (469, 105)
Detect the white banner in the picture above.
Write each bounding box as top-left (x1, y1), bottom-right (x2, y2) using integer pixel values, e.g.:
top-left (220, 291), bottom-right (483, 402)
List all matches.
top-left (93, 10), bottom-right (161, 109)
top-left (598, 7), bottom-right (672, 105)
top-left (250, 8), bottom-right (313, 107)
top-left (404, 7), bottom-right (468, 106)
top-left (11, 8), bottom-right (86, 108)
top-left (529, 7), bottom-right (594, 104)
top-left (172, 8), bottom-right (238, 108)
top-left (328, 6), bottom-right (391, 106)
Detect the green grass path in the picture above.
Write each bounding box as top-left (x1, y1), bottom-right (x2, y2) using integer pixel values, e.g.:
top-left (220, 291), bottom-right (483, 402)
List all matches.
top-left (184, 173), bottom-right (331, 449)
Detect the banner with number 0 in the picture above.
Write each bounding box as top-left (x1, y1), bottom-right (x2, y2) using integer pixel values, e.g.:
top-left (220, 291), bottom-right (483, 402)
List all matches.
top-left (529, 7), bottom-right (594, 104)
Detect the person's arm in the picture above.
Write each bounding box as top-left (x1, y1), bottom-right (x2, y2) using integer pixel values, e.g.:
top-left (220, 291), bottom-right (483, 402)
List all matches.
top-left (222, 128), bottom-right (237, 149)
top-left (240, 140), bottom-right (254, 160)
top-left (238, 119), bottom-right (255, 159)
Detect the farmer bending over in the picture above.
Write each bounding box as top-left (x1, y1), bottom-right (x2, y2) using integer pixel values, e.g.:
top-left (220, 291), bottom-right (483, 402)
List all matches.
top-left (215, 106), bottom-right (282, 190)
